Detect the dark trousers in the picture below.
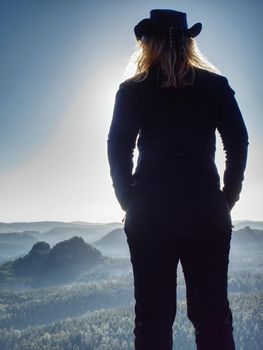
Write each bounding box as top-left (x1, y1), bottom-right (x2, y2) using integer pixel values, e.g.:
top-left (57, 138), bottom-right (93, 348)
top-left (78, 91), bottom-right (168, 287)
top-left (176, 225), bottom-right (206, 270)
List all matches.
top-left (124, 185), bottom-right (235, 350)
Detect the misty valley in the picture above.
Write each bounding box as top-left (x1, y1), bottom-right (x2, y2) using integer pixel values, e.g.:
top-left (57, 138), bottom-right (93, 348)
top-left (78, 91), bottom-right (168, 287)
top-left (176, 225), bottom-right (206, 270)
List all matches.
top-left (0, 220), bottom-right (262, 350)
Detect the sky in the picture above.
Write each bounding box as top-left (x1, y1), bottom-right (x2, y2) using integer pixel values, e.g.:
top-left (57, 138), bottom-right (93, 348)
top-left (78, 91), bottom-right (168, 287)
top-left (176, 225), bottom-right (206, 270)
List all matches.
top-left (0, 0), bottom-right (262, 223)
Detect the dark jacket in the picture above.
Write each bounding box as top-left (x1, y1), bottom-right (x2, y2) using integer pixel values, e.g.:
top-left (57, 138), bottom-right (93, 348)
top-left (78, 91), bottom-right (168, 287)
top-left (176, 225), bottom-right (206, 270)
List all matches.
top-left (107, 65), bottom-right (249, 212)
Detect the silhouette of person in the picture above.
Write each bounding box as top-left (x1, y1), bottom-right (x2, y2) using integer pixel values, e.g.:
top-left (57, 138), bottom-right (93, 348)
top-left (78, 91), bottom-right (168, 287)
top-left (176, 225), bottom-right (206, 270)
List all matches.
top-left (107, 9), bottom-right (249, 350)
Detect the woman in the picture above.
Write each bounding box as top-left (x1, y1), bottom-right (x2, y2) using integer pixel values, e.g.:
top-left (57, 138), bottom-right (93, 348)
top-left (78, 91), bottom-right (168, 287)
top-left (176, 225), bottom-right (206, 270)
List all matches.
top-left (107, 9), bottom-right (249, 350)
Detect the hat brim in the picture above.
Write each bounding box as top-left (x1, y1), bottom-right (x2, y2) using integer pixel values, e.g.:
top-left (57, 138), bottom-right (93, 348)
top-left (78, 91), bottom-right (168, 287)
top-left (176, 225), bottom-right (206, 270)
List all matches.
top-left (134, 19), bottom-right (202, 39)
top-left (134, 19), bottom-right (155, 39)
top-left (186, 22), bottom-right (202, 38)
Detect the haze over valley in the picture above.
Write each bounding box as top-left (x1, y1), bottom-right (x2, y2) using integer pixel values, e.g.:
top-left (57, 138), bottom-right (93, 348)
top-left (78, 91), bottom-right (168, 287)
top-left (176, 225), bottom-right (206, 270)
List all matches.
top-left (0, 220), bottom-right (262, 349)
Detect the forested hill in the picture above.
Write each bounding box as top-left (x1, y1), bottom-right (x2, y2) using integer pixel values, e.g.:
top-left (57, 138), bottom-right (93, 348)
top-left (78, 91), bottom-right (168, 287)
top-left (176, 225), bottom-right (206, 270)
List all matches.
top-left (0, 236), bottom-right (103, 286)
top-left (231, 225), bottom-right (263, 247)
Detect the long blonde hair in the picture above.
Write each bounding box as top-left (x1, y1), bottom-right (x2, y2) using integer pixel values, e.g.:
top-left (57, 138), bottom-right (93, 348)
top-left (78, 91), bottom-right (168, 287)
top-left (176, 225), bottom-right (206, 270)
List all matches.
top-left (124, 34), bottom-right (220, 89)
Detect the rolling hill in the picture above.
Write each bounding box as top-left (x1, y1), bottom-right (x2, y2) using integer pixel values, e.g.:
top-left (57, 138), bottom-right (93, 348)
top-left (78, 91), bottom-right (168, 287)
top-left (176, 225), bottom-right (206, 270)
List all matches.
top-left (0, 236), bottom-right (103, 286)
top-left (0, 231), bottom-right (38, 261)
top-left (92, 228), bottom-right (129, 258)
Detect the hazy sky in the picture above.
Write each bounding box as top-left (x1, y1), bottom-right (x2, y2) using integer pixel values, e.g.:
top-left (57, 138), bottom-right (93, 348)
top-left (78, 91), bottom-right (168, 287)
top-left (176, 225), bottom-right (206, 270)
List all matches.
top-left (0, 0), bottom-right (262, 223)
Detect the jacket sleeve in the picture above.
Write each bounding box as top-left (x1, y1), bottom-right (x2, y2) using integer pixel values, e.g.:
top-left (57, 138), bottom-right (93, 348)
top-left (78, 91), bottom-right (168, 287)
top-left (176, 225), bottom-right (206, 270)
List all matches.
top-left (216, 77), bottom-right (249, 210)
top-left (107, 83), bottom-right (141, 211)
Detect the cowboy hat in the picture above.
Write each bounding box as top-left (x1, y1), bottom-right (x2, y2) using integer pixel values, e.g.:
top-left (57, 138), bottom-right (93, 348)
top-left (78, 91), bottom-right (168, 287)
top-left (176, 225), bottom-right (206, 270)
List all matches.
top-left (134, 9), bottom-right (202, 40)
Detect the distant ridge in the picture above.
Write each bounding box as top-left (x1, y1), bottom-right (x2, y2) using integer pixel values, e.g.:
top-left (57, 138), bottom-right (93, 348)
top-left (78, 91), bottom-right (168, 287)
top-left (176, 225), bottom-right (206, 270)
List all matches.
top-left (0, 222), bottom-right (124, 261)
top-left (0, 236), bottom-right (103, 286)
top-left (1, 219), bottom-right (263, 233)
top-left (93, 228), bottom-right (127, 246)
top-left (1, 220), bottom-right (262, 261)
top-left (0, 221), bottom-right (71, 233)
top-left (0, 221), bottom-right (123, 234)
top-left (0, 221), bottom-right (106, 234)
top-left (92, 228), bottom-right (130, 258)
top-left (70, 221), bottom-right (122, 226)
top-left (91, 225), bottom-right (263, 258)
top-left (233, 220), bottom-right (263, 230)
